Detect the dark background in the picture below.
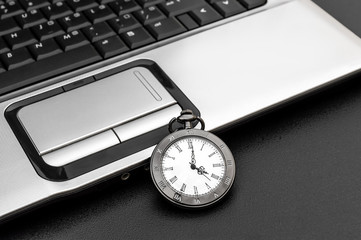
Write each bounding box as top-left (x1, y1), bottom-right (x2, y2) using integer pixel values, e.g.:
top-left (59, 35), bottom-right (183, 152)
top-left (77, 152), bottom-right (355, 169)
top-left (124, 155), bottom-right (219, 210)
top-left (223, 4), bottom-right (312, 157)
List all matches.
top-left (2, 0), bottom-right (361, 239)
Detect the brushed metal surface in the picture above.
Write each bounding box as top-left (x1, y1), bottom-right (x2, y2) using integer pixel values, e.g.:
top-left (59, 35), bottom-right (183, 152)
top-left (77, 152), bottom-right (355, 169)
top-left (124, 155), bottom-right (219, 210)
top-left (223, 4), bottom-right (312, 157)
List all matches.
top-left (17, 67), bottom-right (176, 155)
top-left (43, 104), bottom-right (182, 166)
top-left (1, 0), bottom-right (361, 221)
top-left (42, 130), bottom-right (120, 167)
top-left (114, 104), bottom-right (182, 142)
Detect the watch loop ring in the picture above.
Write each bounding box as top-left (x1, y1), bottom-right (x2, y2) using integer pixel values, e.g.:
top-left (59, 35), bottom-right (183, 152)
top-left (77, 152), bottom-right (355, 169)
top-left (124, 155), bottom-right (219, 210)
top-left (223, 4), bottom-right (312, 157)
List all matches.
top-left (168, 109), bottom-right (205, 133)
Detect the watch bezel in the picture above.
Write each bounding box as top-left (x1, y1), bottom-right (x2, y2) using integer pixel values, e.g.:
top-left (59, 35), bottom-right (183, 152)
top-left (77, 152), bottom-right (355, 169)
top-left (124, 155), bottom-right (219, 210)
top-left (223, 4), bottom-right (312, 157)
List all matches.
top-left (150, 128), bottom-right (236, 208)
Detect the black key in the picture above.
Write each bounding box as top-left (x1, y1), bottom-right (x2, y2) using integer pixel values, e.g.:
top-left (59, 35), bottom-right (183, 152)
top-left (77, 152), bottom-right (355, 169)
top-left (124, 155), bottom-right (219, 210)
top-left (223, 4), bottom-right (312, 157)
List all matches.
top-left (67, 0), bottom-right (98, 12)
top-left (49, 0), bottom-right (64, 4)
top-left (159, 0), bottom-right (206, 17)
top-left (98, 0), bottom-right (115, 4)
top-left (133, 6), bottom-right (165, 25)
top-left (0, 1), bottom-right (25, 20)
top-left (146, 17), bottom-right (185, 40)
top-left (84, 5), bottom-right (116, 24)
top-left (15, 9), bottom-right (47, 28)
top-left (82, 22), bottom-right (115, 42)
top-left (58, 12), bottom-right (91, 32)
top-left (189, 5), bottom-right (222, 25)
top-left (0, 37), bottom-right (9, 53)
top-left (120, 27), bottom-right (154, 49)
top-left (108, 13), bottom-right (140, 34)
top-left (0, 17), bottom-right (21, 36)
top-left (177, 13), bottom-right (198, 30)
top-left (238, 0), bottom-right (266, 9)
top-left (108, 0), bottom-right (141, 15)
top-left (206, 0), bottom-right (219, 3)
top-left (136, 0), bottom-right (164, 7)
top-left (32, 20), bottom-right (65, 40)
top-left (213, 0), bottom-right (246, 17)
top-left (42, 1), bottom-right (73, 20)
top-left (56, 30), bottom-right (89, 51)
top-left (28, 38), bottom-right (62, 60)
top-left (0, 45), bottom-right (101, 96)
top-left (94, 35), bottom-right (128, 58)
top-left (0, 61), bottom-right (5, 73)
top-left (0, 48), bottom-right (34, 70)
top-left (19, 0), bottom-right (50, 11)
top-left (3, 29), bottom-right (37, 49)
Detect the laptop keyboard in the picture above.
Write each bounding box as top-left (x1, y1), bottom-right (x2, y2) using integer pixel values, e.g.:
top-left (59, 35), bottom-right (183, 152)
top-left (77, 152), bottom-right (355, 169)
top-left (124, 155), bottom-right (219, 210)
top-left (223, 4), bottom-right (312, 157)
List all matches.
top-left (0, 0), bottom-right (266, 96)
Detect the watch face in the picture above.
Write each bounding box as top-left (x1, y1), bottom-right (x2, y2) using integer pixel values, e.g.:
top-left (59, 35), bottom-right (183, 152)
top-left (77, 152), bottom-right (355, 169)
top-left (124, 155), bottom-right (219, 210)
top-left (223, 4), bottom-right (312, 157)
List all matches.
top-left (151, 129), bottom-right (235, 208)
top-left (162, 136), bottom-right (225, 197)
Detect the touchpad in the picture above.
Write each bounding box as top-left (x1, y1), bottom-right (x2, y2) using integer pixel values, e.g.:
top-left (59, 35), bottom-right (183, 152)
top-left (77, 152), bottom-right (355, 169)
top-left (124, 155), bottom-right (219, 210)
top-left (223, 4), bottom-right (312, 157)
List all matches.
top-left (7, 61), bottom-right (199, 181)
top-left (18, 67), bottom-right (177, 155)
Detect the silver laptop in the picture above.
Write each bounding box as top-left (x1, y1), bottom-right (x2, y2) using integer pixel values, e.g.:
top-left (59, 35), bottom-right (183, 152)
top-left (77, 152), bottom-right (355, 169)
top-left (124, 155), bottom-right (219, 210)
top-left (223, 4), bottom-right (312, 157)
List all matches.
top-left (1, 0), bottom-right (361, 221)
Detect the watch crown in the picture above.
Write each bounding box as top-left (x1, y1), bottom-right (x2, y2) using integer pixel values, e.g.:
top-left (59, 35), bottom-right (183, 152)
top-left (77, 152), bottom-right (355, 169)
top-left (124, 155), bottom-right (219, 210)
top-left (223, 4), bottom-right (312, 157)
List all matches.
top-left (169, 109), bottom-right (205, 132)
top-left (178, 109), bottom-right (197, 122)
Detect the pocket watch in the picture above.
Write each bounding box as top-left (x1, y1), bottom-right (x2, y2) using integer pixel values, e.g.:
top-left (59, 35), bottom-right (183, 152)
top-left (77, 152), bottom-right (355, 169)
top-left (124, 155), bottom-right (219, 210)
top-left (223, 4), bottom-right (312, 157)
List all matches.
top-left (150, 109), bottom-right (236, 208)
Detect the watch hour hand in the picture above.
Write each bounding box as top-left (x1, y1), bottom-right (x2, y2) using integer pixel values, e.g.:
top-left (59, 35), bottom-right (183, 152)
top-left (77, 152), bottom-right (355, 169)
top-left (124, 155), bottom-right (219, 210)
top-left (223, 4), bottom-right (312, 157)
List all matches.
top-left (197, 166), bottom-right (208, 174)
top-left (190, 164), bottom-right (210, 177)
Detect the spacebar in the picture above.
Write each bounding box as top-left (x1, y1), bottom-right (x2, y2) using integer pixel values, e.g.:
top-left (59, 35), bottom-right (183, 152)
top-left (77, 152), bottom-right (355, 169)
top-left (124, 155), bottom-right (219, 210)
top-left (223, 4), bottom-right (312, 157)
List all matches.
top-left (0, 45), bottom-right (102, 96)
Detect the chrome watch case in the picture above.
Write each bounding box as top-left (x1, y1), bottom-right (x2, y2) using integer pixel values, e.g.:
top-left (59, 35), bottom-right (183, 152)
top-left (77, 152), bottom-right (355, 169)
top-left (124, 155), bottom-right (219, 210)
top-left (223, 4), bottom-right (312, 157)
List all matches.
top-left (150, 110), bottom-right (236, 208)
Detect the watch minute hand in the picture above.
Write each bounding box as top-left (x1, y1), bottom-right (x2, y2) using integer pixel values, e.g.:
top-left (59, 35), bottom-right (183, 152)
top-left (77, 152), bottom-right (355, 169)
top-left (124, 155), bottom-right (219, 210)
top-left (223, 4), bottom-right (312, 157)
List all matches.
top-left (202, 173), bottom-right (211, 181)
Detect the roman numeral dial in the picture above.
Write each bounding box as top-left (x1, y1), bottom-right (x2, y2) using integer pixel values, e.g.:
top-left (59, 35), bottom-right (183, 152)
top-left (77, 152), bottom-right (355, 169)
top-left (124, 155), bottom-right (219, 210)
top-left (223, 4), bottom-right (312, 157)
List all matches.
top-left (161, 136), bottom-right (226, 197)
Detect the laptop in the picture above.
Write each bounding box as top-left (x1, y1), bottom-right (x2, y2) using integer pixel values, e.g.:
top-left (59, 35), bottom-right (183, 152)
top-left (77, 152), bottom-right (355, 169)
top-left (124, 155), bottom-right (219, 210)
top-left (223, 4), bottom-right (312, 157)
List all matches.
top-left (1, 0), bottom-right (361, 221)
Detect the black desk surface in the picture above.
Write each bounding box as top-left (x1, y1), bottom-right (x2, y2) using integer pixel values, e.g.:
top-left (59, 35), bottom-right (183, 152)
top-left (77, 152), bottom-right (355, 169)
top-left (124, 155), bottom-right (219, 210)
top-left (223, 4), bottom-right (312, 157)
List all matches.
top-left (2, 0), bottom-right (361, 239)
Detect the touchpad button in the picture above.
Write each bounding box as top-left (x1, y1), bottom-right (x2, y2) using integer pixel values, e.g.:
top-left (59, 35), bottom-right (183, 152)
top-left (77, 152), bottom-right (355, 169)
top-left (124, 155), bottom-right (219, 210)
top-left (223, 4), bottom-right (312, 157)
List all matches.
top-left (17, 66), bottom-right (177, 155)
